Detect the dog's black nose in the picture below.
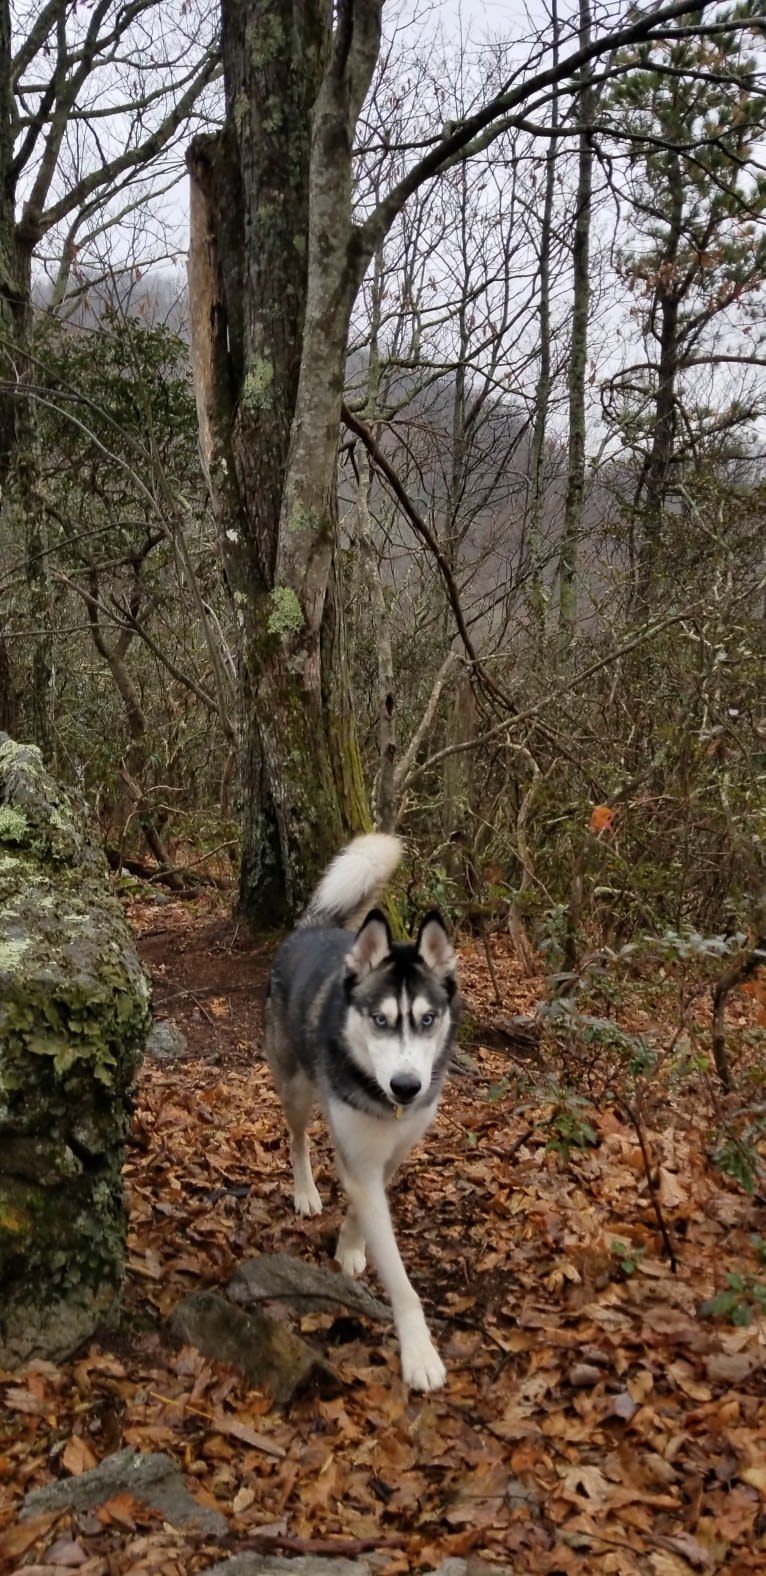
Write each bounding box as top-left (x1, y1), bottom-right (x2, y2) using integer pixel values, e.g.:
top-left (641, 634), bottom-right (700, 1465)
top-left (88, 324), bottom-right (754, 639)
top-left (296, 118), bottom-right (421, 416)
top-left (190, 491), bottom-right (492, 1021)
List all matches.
top-left (390, 1073), bottom-right (422, 1105)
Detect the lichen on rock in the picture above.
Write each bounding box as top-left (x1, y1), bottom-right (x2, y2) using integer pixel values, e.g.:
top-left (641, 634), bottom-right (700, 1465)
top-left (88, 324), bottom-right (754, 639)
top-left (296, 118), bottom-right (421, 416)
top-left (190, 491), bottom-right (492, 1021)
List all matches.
top-left (0, 734), bottom-right (151, 1365)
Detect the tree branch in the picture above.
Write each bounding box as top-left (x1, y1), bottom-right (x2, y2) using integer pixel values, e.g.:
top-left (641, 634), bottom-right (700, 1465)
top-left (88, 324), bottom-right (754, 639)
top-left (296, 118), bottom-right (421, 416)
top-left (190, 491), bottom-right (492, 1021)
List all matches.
top-left (358, 0), bottom-right (709, 254)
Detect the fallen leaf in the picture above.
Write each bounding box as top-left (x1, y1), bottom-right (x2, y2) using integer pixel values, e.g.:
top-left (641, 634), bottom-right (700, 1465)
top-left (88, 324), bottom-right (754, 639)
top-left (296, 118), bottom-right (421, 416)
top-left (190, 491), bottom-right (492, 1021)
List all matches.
top-left (61, 1436), bottom-right (98, 1476)
top-left (628, 1369), bottom-right (654, 1402)
top-left (2, 1385), bottom-right (48, 1415)
top-left (95, 1493), bottom-right (140, 1529)
top-left (654, 1531), bottom-right (713, 1569)
top-left (590, 804), bottom-right (616, 834)
top-left (658, 1167), bottom-right (687, 1209)
top-left (667, 1361), bottom-right (712, 1402)
top-left (0, 1515), bottom-right (59, 1562)
top-left (741, 1465), bottom-right (766, 1497)
top-left (705, 1351), bottom-right (759, 1384)
top-left (212, 1414), bottom-right (286, 1457)
top-left (559, 1463), bottom-right (611, 1506)
top-left (42, 1537), bottom-right (88, 1567)
top-left (650, 1555), bottom-right (697, 1576)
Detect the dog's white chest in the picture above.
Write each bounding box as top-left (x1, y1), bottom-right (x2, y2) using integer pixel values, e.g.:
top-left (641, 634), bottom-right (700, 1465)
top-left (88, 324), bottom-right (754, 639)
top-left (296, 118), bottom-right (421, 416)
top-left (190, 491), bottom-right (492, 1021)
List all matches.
top-left (327, 1097), bottom-right (436, 1177)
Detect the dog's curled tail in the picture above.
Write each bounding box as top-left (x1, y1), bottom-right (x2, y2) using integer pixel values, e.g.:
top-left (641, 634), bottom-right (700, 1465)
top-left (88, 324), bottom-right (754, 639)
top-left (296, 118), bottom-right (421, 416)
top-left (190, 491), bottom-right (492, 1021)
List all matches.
top-left (299, 833), bottom-right (402, 931)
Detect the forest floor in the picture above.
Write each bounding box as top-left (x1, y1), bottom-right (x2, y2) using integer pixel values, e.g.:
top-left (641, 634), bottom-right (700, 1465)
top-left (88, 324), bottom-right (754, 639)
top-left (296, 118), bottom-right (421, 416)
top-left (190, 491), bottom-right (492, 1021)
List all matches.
top-left (2, 892), bottom-right (766, 1576)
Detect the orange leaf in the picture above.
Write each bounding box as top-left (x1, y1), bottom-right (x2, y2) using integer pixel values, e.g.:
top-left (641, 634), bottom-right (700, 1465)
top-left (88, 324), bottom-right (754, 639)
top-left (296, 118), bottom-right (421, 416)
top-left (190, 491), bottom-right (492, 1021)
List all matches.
top-left (0, 1512), bottom-right (59, 1561)
top-left (61, 1434), bottom-right (98, 1476)
top-left (96, 1492), bottom-right (141, 1529)
top-left (590, 804), bottom-right (616, 834)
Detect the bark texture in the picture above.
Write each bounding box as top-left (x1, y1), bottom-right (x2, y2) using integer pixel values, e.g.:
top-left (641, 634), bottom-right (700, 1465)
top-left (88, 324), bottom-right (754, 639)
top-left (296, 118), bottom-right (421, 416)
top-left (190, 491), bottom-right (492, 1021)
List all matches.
top-left (188, 0), bottom-right (382, 922)
top-left (0, 736), bottom-right (150, 1365)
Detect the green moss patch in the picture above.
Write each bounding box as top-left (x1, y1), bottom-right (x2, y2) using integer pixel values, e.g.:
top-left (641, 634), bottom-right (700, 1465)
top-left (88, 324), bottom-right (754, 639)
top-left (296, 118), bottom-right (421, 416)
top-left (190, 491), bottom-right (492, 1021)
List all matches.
top-left (0, 735), bottom-right (151, 1366)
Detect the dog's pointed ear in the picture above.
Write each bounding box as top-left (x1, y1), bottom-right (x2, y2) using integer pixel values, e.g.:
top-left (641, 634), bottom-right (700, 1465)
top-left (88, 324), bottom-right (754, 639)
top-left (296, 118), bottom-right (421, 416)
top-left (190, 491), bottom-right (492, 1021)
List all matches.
top-left (416, 911), bottom-right (457, 978)
top-left (346, 908), bottom-right (392, 978)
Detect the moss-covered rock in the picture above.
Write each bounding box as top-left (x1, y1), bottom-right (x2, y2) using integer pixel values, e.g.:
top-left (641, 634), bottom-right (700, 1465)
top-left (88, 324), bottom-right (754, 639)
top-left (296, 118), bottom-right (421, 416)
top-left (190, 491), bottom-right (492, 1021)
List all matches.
top-left (0, 735), bottom-right (150, 1365)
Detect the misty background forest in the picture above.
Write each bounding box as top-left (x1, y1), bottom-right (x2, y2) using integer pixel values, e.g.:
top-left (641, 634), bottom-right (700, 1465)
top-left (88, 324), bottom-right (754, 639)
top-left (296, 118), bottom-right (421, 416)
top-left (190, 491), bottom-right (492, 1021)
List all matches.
top-left (3, 0), bottom-right (766, 970)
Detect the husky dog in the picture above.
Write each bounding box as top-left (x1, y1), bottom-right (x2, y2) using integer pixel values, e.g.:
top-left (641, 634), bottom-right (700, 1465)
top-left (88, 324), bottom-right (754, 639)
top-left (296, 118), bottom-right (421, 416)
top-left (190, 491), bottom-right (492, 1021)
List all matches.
top-left (264, 833), bottom-right (459, 1392)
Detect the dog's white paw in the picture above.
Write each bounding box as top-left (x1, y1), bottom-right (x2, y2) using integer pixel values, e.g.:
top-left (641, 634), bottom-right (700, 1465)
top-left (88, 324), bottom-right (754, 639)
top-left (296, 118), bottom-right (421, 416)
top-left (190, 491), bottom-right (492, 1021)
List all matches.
top-left (400, 1334), bottom-right (446, 1392)
top-left (294, 1184), bottom-right (322, 1217)
top-left (336, 1243), bottom-right (366, 1277)
top-left (335, 1216), bottom-right (366, 1276)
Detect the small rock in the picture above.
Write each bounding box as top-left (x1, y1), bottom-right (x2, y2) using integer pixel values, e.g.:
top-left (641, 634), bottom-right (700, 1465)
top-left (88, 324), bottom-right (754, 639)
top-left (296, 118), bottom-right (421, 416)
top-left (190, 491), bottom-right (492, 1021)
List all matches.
top-left (608, 1390), bottom-right (638, 1421)
top-left (198, 1557), bottom-right (518, 1576)
top-left (229, 1254), bottom-right (391, 1323)
top-left (568, 1362), bottom-right (603, 1388)
top-left (145, 1019), bottom-right (188, 1060)
top-left (22, 1447), bottom-right (227, 1538)
top-left (432, 1561), bottom-right (517, 1576)
top-left (170, 1289), bottom-right (338, 1405)
top-left (45, 1538), bottom-right (88, 1567)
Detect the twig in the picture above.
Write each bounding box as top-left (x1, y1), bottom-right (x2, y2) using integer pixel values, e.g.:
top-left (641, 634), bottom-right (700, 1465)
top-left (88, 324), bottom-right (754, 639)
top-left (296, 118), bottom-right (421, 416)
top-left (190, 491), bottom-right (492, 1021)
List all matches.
top-left (478, 917), bottom-right (504, 1007)
top-left (145, 840), bottom-right (238, 880)
top-left (186, 991), bottom-right (218, 1026)
top-left (711, 933), bottom-right (766, 1094)
top-left (620, 1098), bottom-right (678, 1273)
top-left (235, 1532), bottom-right (408, 1557)
top-left (507, 1122), bottom-right (538, 1161)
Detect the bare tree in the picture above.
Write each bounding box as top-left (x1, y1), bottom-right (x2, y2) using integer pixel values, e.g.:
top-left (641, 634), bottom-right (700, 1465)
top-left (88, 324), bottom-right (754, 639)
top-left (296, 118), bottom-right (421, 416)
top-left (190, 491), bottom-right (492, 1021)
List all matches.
top-left (188, 0), bottom-right (747, 922)
top-left (0, 0), bottom-right (217, 753)
top-left (601, 19), bottom-right (766, 609)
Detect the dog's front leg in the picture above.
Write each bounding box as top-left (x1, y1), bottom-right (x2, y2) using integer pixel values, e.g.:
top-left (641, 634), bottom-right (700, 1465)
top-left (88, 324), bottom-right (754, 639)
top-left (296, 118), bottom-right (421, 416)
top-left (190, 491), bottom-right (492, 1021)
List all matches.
top-left (339, 1169), bottom-right (446, 1392)
top-left (335, 1206), bottom-right (366, 1276)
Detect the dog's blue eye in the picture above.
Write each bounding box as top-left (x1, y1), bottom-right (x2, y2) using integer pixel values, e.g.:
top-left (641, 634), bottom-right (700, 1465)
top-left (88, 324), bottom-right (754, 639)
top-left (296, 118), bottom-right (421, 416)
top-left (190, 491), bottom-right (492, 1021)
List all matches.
top-left (372, 1013), bottom-right (389, 1029)
top-left (421, 1012), bottom-right (436, 1029)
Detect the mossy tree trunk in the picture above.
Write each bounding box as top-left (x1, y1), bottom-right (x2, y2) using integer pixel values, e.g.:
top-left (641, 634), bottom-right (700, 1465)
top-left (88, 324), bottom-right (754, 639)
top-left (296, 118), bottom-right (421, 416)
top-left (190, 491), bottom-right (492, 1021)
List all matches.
top-left (0, 736), bottom-right (150, 1366)
top-left (188, 0), bottom-right (381, 923)
top-left (0, 3), bottom-right (54, 755)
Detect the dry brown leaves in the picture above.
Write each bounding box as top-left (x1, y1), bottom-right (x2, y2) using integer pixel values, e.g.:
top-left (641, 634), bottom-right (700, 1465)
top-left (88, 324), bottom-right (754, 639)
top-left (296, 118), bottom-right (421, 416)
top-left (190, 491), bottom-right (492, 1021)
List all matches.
top-left (1, 910), bottom-right (765, 1576)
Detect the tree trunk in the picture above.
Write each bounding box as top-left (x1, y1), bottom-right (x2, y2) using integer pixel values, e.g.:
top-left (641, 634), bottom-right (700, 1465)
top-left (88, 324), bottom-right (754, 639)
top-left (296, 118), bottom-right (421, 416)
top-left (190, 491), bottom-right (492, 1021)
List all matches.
top-left (0, 0), bottom-right (20, 478)
top-left (19, 421), bottom-right (55, 761)
top-left (527, 0), bottom-right (559, 637)
top-left (0, 16), bottom-right (56, 757)
top-left (188, 0), bottom-right (383, 922)
top-left (0, 627), bottom-right (16, 733)
top-left (352, 447), bottom-right (396, 831)
top-left (558, 0), bottom-right (594, 651)
top-left (442, 674), bottom-right (476, 872)
top-left (633, 150), bottom-right (684, 612)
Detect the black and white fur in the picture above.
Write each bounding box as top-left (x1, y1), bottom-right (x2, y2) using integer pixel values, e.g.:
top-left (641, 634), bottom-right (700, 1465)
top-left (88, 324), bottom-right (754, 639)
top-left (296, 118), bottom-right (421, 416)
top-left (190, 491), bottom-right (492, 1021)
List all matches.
top-left (264, 833), bottom-right (459, 1392)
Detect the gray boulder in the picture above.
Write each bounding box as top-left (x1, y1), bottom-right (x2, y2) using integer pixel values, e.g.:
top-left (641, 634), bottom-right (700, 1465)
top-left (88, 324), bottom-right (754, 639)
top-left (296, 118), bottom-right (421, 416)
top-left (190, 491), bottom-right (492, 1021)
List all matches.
top-left (22, 1446), bottom-right (227, 1537)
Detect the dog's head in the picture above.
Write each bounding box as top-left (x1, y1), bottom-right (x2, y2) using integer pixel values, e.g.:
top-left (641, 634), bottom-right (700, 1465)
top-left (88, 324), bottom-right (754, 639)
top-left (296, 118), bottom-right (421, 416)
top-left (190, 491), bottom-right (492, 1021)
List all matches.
top-left (343, 909), bottom-right (458, 1110)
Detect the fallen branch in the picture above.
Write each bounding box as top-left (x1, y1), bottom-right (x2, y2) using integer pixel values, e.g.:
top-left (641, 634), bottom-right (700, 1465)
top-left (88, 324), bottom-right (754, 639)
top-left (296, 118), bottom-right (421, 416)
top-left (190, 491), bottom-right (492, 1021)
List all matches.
top-left (235, 1531), bottom-right (409, 1557)
top-left (711, 932), bottom-right (766, 1094)
top-left (620, 1098), bottom-right (678, 1273)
